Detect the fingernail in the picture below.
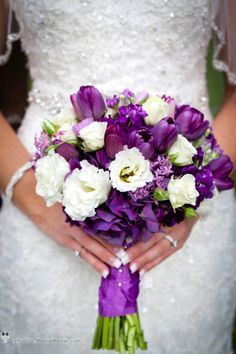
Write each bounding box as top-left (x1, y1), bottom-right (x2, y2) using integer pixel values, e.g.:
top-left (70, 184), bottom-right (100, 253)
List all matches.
top-left (139, 269), bottom-right (145, 278)
top-left (111, 258), bottom-right (122, 269)
top-left (102, 270), bottom-right (109, 278)
top-left (115, 248), bottom-right (127, 260)
top-left (121, 254), bottom-right (130, 265)
top-left (130, 263), bottom-right (138, 273)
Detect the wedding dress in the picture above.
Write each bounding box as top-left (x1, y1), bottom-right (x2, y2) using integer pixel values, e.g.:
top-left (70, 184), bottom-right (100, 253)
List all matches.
top-left (0, 1), bottom-right (236, 353)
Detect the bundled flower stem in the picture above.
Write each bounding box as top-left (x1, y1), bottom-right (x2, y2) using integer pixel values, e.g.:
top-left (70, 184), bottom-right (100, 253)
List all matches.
top-left (92, 263), bottom-right (147, 353)
top-left (92, 310), bottom-right (147, 353)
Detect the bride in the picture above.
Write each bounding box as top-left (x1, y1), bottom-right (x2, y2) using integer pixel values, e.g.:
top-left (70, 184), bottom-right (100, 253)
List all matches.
top-left (0, 0), bottom-right (235, 353)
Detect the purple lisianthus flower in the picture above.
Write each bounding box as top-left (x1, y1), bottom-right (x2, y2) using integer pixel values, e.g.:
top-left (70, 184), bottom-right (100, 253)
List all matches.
top-left (175, 105), bottom-right (209, 141)
top-left (105, 124), bottom-right (124, 159)
top-left (152, 117), bottom-right (178, 152)
top-left (128, 127), bottom-right (155, 159)
top-left (208, 154), bottom-right (234, 191)
top-left (140, 204), bottom-right (161, 241)
top-left (70, 85), bottom-right (105, 120)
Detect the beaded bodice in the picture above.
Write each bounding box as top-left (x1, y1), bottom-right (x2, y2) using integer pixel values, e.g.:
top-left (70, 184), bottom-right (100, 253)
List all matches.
top-left (12, 0), bottom-right (216, 115)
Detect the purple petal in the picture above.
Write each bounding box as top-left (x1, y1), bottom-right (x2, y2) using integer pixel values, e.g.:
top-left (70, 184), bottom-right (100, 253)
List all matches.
top-left (72, 118), bottom-right (93, 136)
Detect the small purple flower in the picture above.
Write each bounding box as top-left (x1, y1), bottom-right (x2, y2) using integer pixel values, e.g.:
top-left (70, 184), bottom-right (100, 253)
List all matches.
top-left (122, 88), bottom-right (135, 99)
top-left (106, 95), bottom-right (120, 108)
top-left (152, 117), bottom-right (178, 152)
top-left (129, 156), bottom-right (173, 202)
top-left (32, 131), bottom-right (51, 162)
top-left (70, 85), bottom-right (106, 120)
top-left (116, 104), bottom-right (147, 128)
top-left (175, 105), bottom-right (209, 140)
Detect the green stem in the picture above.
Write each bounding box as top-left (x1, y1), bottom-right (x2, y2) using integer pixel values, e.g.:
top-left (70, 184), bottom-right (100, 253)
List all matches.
top-left (92, 311), bottom-right (148, 352)
top-left (114, 317), bottom-right (121, 351)
top-left (92, 315), bottom-right (103, 349)
top-left (107, 317), bottom-right (114, 349)
top-left (102, 317), bottom-right (110, 349)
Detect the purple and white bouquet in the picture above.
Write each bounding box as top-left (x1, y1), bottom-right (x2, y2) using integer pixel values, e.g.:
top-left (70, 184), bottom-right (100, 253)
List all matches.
top-left (32, 85), bottom-right (233, 353)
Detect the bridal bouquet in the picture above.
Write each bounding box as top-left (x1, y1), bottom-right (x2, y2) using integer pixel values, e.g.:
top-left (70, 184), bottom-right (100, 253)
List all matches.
top-left (31, 85), bottom-right (233, 353)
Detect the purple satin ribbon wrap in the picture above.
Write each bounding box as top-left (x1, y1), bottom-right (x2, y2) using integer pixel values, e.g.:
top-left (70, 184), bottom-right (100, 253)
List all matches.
top-left (99, 264), bottom-right (140, 317)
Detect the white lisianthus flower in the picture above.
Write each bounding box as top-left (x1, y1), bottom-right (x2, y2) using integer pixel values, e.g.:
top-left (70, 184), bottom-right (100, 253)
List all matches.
top-left (142, 96), bottom-right (170, 126)
top-left (35, 153), bottom-right (70, 207)
top-left (168, 134), bottom-right (197, 166)
top-left (57, 123), bottom-right (77, 142)
top-left (62, 160), bottom-right (111, 221)
top-left (167, 174), bottom-right (199, 210)
top-left (109, 147), bottom-right (153, 192)
top-left (54, 106), bottom-right (77, 127)
top-left (79, 121), bottom-right (107, 151)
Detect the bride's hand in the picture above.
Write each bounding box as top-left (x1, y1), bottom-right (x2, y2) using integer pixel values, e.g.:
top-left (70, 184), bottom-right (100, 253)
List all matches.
top-left (121, 218), bottom-right (198, 275)
top-left (13, 170), bottom-right (123, 278)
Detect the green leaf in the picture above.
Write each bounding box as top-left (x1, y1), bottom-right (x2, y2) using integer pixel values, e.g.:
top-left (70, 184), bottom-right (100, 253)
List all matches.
top-left (42, 119), bottom-right (57, 136)
top-left (184, 207), bottom-right (198, 218)
top-left (153, 188), bottom-right (169, 201)
top-left (168, 152), bottom-right (179, 164)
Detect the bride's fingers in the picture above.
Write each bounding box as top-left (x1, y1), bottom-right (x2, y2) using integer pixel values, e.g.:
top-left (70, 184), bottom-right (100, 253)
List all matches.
top-left (120, 233), bottom-right (163, 265)
top-left (79, 247), bottom-right (110, 277)
top-left (92, 235), bottom-right (126, 259)
top-left (135, 238), bottom-right (185, 274)
top-left (69, 228), bottom-right (122, 269)
top-left (139, 249), bottom-right (175, 274)
top-left (62, 235), bottom-right (110, 277)
top-left (128, 238), bottom-right (173, 273)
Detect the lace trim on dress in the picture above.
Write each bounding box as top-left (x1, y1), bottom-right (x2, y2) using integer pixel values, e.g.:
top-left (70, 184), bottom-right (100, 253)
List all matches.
top-left (210, 0), bottom-right (236, 86)
top-left (211, 22), bottom-right (236, 86)
top-left (0, 0), bottom-right (21, 65)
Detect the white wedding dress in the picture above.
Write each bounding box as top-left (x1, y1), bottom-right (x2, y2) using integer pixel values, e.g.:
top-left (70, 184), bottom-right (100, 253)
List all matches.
top-left (0, 1), bottom-right (236, 353)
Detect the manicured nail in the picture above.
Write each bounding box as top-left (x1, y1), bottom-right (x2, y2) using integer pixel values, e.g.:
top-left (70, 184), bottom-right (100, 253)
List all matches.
top-left (102, 270), bottom-right (109, 278)
top-left (139, 269), bottom-right (145, 278)
top-left (130, 263), bottom-right (138, 273)
top-left (111, 258), bottom-right (122, 269)
top-left (115, 248), bottom-right (127, 260)
top-left (121, 254), bottom-right (130, 265)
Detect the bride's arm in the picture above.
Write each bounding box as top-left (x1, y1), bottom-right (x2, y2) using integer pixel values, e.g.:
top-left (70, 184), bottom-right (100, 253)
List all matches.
top-left (212, 83), bottom-right (236, 165)
top-left (0, 114), bottom-right (123, 276)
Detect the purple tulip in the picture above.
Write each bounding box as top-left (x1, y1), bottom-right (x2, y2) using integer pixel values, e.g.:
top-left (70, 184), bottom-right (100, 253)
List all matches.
top-left (56, 142), bottom-right (79, 161)
top-left (105, 125), bottom-right (124, 159)
top-left (175, 105), bottom-right (209, 140)
top-left (70, 85), bottom-right (106, 120)
top-left (128, 127), bottom-right (155, 159)
top-left (208, 154), bottom-right (234, 191)
top-left (152, 117), bottom-right (178, 152)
